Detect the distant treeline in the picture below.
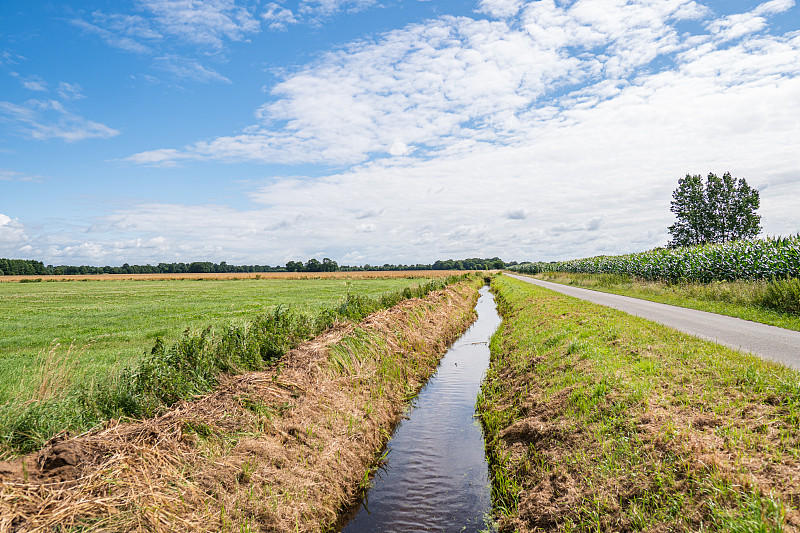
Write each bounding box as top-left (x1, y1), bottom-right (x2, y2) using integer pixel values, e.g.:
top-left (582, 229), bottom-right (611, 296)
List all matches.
top-left (0, 257), bottom-right (514, 276)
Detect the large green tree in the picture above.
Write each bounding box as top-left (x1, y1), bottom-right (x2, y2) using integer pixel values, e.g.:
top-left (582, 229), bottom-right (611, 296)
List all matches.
top-left (668, 172), bottom-right (761, 247)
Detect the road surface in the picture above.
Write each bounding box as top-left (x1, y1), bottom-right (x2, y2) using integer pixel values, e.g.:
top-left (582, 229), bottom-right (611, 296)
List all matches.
top-left (506, 273), bottom-right (800, 371)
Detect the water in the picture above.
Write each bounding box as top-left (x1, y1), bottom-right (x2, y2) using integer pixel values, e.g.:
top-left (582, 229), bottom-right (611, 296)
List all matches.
top-left (342, 286), bottom-right (501, 532)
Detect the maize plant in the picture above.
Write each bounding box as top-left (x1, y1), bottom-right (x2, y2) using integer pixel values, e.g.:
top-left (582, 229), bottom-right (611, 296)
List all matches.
top-left (510, 235), bottom-right (800, 283)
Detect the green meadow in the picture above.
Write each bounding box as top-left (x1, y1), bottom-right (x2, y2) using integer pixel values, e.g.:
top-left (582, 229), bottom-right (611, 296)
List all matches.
top-left (0, 277), bottom-right (426, 403)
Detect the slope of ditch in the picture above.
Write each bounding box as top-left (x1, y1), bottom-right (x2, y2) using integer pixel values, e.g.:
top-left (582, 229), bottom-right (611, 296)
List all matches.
top-left (0, 281), bottom-right (480, 532)
top-left (479, 275), bottom-right (800, 532)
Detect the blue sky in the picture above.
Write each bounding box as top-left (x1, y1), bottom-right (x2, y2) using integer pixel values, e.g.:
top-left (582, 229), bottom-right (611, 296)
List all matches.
top-left (2, 0), bottom-right (799, 266)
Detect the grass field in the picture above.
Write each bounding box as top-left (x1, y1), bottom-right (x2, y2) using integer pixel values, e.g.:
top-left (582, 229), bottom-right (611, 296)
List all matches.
top-left (525, 271), bottom-right (800, 331)
top-left (480, 275), bottom-right (800, 531)
top-left (0, 276), bottom-right (431, 404)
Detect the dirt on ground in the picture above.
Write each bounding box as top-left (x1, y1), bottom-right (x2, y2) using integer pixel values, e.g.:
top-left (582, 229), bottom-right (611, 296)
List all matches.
top-left (0, 282), bottom-right (479, 532)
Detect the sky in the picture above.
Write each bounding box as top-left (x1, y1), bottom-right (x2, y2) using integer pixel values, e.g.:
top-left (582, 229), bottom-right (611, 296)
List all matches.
top-left (1, 0), bottom-right (799, 267)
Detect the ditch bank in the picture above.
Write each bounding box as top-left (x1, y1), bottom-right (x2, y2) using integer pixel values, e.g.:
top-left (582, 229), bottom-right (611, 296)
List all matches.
top-left (479, 274), bottom-right (800, 532)
top-left (0, 281), bottom-right (481, 532)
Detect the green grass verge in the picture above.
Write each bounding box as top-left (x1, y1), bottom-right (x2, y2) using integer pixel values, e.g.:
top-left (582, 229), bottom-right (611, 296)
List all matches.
top-left (0, 277), bottom-right (428, 403)
top-left (478, 275), bottom-right (800, 532)
top-left (522, 272), bottom-right (800, 332)
top-left (0, 275), bottom-right (475, 457)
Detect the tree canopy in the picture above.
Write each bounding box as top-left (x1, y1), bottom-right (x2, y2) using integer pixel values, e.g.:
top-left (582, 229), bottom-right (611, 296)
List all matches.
top-left (668, 172), bottom-right (760, 248)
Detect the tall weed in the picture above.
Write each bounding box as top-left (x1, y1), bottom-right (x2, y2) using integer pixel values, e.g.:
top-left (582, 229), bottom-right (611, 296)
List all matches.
top-left (760, 278), bottom-right (800, 315)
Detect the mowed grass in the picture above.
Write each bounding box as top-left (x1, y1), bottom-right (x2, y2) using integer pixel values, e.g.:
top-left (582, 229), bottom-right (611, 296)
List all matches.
top-left (479, 275), bottom-right (800, 532)
top-left (0, 277), bottom-right (428, 403)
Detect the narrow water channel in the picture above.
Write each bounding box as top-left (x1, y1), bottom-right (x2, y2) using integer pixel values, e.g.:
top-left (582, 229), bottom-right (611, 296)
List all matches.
top-left (342, 286), bottom-right (501, 532)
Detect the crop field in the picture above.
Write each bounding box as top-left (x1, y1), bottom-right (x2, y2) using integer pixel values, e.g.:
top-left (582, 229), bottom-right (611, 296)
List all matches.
top-left (510, 235), bottom-right (800, 283)
top-left (0, 276), bottom-right (432, 404)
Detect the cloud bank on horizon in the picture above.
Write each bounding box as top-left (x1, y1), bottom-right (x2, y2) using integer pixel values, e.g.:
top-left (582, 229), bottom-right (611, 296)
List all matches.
top-left (1, 0), bottom-right (799, 266)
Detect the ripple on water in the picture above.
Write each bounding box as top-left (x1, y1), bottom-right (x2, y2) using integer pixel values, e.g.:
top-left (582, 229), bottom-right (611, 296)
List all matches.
top-left (342, 287), bottom-right (501, 533)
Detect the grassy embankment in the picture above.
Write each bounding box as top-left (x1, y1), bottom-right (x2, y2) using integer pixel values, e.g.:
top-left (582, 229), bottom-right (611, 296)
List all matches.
top-left (525, 271), bottom-right (800, 332)
top-left (0, 275), bottom-right (464, 457)
top-left (1, 278), bottom-right (483, 532)
top-left (479, 275), bottom-right (800, 532)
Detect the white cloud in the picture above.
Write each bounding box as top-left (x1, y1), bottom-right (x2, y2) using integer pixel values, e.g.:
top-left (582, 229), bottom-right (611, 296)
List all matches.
top-left (71, 17), bottom-right (155, 54)
top-left (138, 0), bottom-right (260, 48)
top-left (72, 0), bottom-right (260, 85)
top-left (113, 0), bottom-right (800, 263)
top-left (22, 78), bottom-right (48, 92)
top-left (754, 0), bottom-right (796, 16)
top-left (153, 55), bottom-right (232, 83)
top-left (74, 0), bottom-right (259, 52)
top-left (505, 208), bottom-right (528, 220)
top-left (299, 0), bottom-right (377, 19)
top-left (122, 148), bottom-right (188, 167)
top-left (477, 0), bottom-right (523, 19)
top-left (0, 214), bottom-right (28, 247)
top-left (0, 99), bottom-right (119, 142)
top-left (262, 3), bottom-right (298, 30)
top-left (706, 0), bottom-right (795, 42)
top-left (129, 0), bottom-right (720, 167)
top-left (0, 168), bottom-right (42, 182)
top-left (20, 1), bottom-right (800, 264)
top-left (57, 82), bottom-right (85, 100)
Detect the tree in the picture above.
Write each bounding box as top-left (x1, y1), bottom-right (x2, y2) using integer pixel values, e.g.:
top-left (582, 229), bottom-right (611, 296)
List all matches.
top-left (305, 258), bottom-right (322, 272)
top-left (668, 172), bottom-right (760, 248)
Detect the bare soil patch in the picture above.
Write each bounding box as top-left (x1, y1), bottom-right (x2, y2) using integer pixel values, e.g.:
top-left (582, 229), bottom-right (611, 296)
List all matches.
top-left (0, 282), bottom-right (479, 532)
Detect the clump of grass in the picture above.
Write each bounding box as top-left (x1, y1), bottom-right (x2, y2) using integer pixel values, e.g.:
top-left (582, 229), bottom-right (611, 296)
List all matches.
top-left (0, 274), bottom-right (474, 456)
top-left (760, 277), bottom-right (800, 314)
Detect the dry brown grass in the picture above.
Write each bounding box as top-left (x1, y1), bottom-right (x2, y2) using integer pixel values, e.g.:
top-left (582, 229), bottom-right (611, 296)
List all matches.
top-left (0, 281), bottom-right (480, 532)
top-left (1, 270), bottom-right (484, 283)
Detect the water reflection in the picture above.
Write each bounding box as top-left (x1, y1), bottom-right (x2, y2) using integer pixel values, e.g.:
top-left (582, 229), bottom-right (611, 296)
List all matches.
top-left (342, 286), bottom-right (501, 532)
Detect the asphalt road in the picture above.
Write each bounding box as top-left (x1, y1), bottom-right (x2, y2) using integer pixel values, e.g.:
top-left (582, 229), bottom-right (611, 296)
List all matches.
top-left (506, 273), bottom-right (800, 371)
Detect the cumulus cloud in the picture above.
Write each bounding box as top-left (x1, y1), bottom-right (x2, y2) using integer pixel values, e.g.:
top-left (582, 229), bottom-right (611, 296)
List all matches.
top-left (505, 209), bottom-right (528, 220)
top-left (0, 214), bottom-right (27, 247)
top-left (22, 1), bottom-right (800, 264)
top-left (477, 0), bottom-right (523, 19)
top-left (128, 0), bottom-right (722, 166)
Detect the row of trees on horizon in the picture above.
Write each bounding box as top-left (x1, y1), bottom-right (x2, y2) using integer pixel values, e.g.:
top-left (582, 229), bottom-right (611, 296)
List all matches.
top-left (0, 257), bottom-right (513, 277)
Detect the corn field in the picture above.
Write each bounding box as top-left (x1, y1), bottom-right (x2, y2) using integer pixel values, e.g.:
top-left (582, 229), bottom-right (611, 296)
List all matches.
top-left (510, 235), bottom-right (800, 283)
